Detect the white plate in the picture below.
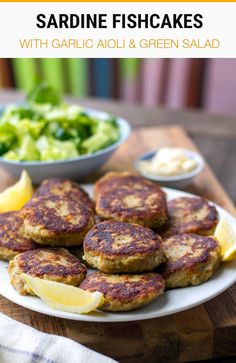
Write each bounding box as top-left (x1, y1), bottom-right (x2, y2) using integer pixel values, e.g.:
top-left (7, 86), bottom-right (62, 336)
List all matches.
top-left (0, 186), bottom-right (236, 323)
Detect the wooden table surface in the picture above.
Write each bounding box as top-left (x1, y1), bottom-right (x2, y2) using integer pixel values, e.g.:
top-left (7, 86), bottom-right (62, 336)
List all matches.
top-left (0, 89), bottom-right (235, 205)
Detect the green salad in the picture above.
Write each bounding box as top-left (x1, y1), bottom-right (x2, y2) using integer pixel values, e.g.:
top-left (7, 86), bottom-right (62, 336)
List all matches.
top-left (0, 83), bottom-right (120, 162)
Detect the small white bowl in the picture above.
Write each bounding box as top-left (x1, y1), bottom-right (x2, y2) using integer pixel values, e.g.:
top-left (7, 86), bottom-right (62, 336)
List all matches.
top-left (134, 149), bottom-right (204, 189)
top-left (0, 107), bottom-right (131, 184)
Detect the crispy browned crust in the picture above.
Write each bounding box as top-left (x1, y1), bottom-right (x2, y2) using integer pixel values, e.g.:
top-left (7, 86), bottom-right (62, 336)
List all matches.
top-left (8, 248), bottom-right (87, 295)
top-left (94, 171), bottom-right (163, 196)
top-left (161, 197), bottom-right (218, 237)
top-left (80, 271), bottom-right (165, 311)
top-left (22, 195), bottom-right (91, 234)
top-left (35, 178), bottom-right (94, 210)
top-left (96, 187), bottom-right (167, 228)
top-left (95, 172), bottom-right (168, 228)
top-left (84, 221), bottom-right (163, 256)
top-left (158, 233), bottom-right (221, 288)
top-left (83, 221), bottom-right (165, 272)
top-left (11, 248), bottom-right (87, 277)
top-left (0, 212), bottom-right (38, 259)
top-left (21, 195), bottom-right (95, 246)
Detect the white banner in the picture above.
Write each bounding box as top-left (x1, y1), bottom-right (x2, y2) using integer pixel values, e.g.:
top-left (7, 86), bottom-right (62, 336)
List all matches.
top-left (0, 2), bottom-right (234, 57)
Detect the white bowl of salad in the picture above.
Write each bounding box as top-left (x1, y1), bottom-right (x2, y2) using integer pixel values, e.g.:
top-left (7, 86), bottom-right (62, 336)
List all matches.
top-left (0, 83), bottom-right (131, 184)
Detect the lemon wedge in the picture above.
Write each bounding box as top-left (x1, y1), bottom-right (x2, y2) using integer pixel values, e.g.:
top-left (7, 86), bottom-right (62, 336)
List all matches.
top-left (214, 217), bottom-right (236, 261)
top-left (0, 170), bottom-right (33, 212)
top-left (22, 274), bottom-right (104, 314)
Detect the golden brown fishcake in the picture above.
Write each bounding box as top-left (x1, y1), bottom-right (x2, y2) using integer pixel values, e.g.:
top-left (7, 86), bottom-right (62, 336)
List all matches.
top-left (95, 172), bottom-right (168, 228)
top-left (94, 171), bottom-right (164, 196)
top-left (80, 271), bottom-right (165, 311)
top-left (83, 221), bottom-right (165, 273)
top-left (35, 178), bottom-right (94, 210)
top-left (161, 197), bottom-right (219, 237)
top-left (96, 187), bottom-right (167, 228)
top-left (158, 234), bottom-right (221, 288)
top-left (0, 212), bottom-right (38, 261)
top-left (21, 195), bottom-right (95, 246)
top-left (8, 248), bottom-right (87, 295)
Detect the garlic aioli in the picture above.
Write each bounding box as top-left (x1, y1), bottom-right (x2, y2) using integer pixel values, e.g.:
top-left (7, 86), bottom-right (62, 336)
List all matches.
top-left (139, 148), bottom-right (198, 177)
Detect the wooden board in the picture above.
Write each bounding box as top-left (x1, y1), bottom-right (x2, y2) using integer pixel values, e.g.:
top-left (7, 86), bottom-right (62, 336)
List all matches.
top-left (0, 125), bottom-right (236, 363)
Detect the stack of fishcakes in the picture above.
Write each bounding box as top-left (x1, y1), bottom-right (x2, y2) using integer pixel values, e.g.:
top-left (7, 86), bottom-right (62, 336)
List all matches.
top-left (7, 178), bottom-right (94, 295)
top-left (81, 172), bottom-right (169, 311)
top-left (3, 172), bottom-right (222, 313)
top-left (158, 195), bottom-right (221, 288)
top-left (82, 220), bottom-right (166, 311)
top-left (81, 171), bottom-right (221, 310)
top-left (5, 174), bottom-right (167, 312)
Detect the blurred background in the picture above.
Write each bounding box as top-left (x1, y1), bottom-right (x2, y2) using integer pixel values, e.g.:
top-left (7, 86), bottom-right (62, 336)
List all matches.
top-left (0, 58), bottom-right (236, 203)
top-left (0, 58), bottom-right (236, 114)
